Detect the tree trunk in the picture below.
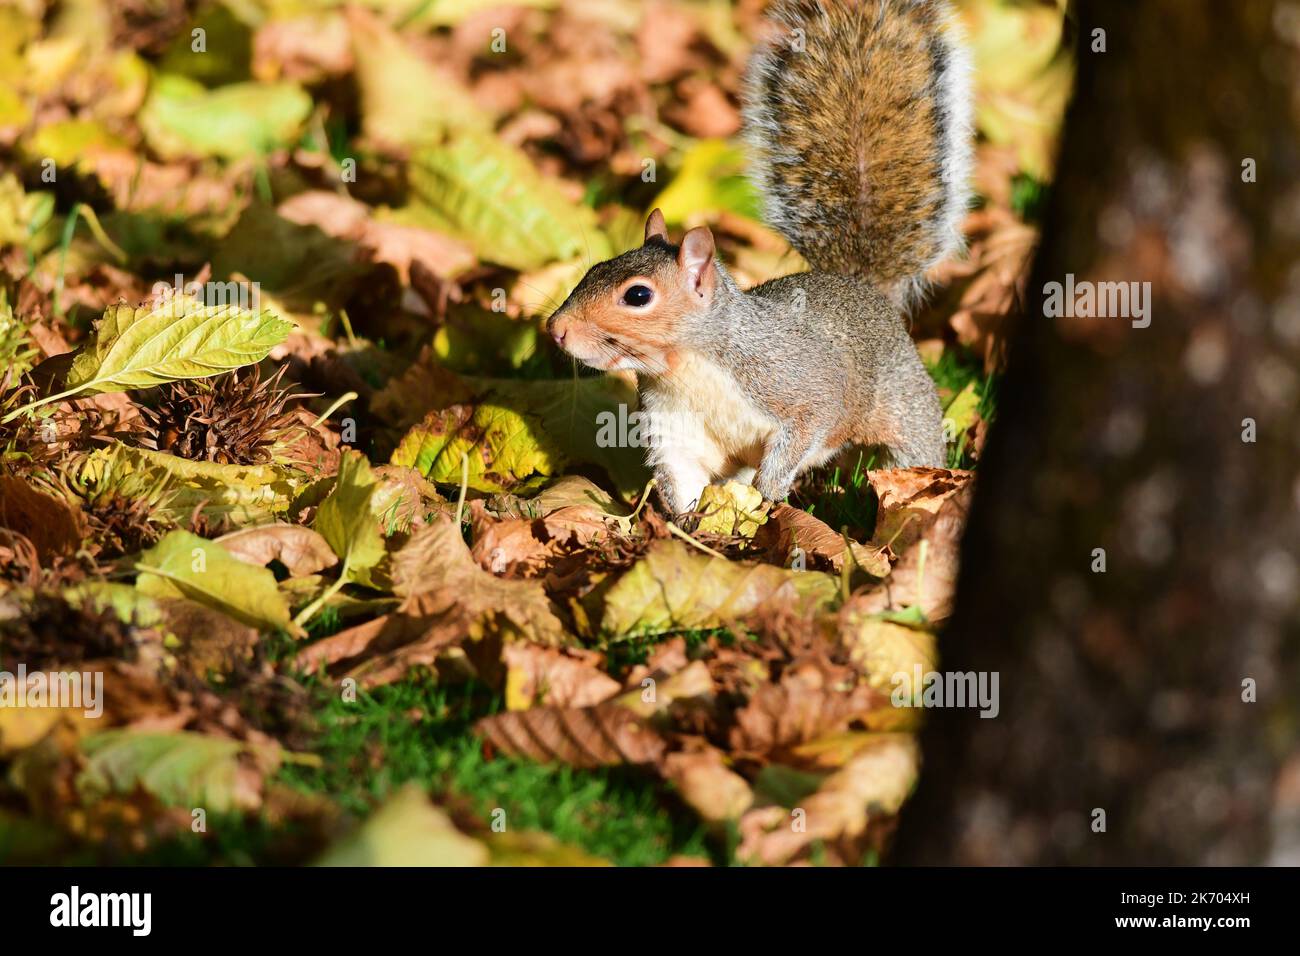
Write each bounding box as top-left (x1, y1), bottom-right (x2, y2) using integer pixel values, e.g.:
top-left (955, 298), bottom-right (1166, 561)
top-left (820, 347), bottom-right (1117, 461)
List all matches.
top-left (893, 0), bottom-right (1300, 865)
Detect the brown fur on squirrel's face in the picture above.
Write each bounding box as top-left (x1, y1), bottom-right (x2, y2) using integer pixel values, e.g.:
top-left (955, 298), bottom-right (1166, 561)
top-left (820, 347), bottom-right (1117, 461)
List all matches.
top-left (546, 210), bottom-right (717, 374)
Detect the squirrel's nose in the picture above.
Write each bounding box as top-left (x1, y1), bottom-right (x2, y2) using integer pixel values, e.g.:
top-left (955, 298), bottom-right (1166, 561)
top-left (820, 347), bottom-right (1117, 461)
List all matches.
top-left (548, 315), bottom-right (569, 347)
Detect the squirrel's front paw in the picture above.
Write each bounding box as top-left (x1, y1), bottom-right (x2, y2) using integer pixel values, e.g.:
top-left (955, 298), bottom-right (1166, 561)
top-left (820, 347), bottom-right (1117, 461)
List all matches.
top-left (755, 476), bottom-right (792, 504)
top-left (653, 464), bottom-right (708, 517)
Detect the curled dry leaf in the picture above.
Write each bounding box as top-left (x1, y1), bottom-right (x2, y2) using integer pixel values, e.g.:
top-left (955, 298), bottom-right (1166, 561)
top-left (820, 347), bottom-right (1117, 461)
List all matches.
top-left (216, 523), bottom-right (337, 577)
top-left (694, 481), bottom-right (769, 537)
top-left (868, 467), bottom-right (974, 555)
top-left (298, 516), bottom-right (569, 687)
top-left (470, 498), bottom-right (618, 577)
top-left (756, 502), bottom-right (890, 576)
top-left (854, 482), bottom-right (973, 624)
top-left (737, 733), bottom-right (918, 866)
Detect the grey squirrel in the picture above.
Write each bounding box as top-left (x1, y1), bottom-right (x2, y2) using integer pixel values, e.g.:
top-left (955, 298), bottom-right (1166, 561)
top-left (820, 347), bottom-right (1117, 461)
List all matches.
top-left (547, 0), bottom-right (974, 514)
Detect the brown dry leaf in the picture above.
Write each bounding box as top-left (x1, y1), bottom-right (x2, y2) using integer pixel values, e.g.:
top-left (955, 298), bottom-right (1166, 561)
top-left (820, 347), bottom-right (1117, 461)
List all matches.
top-left (216, 524), bottom-right (337, 577)
top-left (757, 503), bottom-right (890, 576)
top-left (615, 659), bottom-right (715, 719)
top-left (276, 407), bottom-right (342, 477)
top-left (660, 744), bottom-right (754, 825)
top-left (637, 0), bottom-right (709, 84)
top-left (737, 733), bottom-right (918, 866)
top-left (855, 482), bottom-right (973, 624)
top-left (297, 517), bottom-right (569, 687)
top-left (947, 206), bottom-right (1038, 372)
top-left (371, 465), bottom-right (444, 533)
top-left (503, 643), bottom-right (621, 711)
top-left (253, 13), bottom-right (353, 84)
top-left (277, 190), bottom-right (474, 282)
top-left (485, 475), bottom-right (629, 522)
top-left (0, 477), bottom-right (88, 564)
top-left (475, 702), bottom-right (667, 769)
top-left (868, 467), bottom-right (974, 555)
top-left (392, 517), bottom-right (568, 645)
top-left (664, 80), bottom-right (741, 138)
top-left (729, 671), bottom-right (886, 762)
top-left (623, 635), bottom-right (690, 690)
top-left (158, 598), bottom-right (260, 678)
top-left (470, 498), bottom-right (616, 577)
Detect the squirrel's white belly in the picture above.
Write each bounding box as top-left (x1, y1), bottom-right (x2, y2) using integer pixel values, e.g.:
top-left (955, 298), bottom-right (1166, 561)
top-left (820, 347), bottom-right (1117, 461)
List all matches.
top-left (640, 352), bottom-right (775, 479)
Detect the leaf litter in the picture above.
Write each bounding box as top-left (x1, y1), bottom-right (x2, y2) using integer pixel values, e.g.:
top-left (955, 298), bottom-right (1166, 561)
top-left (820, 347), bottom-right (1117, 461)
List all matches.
top-left (0, 0), bottom-right (1064, 865)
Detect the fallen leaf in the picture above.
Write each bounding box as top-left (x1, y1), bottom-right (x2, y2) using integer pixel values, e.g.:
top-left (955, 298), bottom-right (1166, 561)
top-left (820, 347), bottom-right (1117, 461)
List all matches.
top-left (139, 74), bottom-right (312, 161)
top-left (315, 783), bottom-right (488, 866)
top-left (216, 523), bottom-right (337, 577)
top-left (312, 450), bottom-right (386, 589)
top-left (134, 530), bottom-right (293, 633)
top-left (60, 295), bottom-right (292, 400)
top-left (660, 745), bottom-right (754, 824)
top-left (868, 467), bottom-right (974, 555)
top-left (737, 733), bottom-right (917, 866)
top-left (0, 477), bottom-right (87, 563)
top-left (76, 730), bottom-right (279, 814)
top-left (598, 539), bottom-right (838, 639)
top-left (502, 643), bottom-right (621, 710)
top-left (475, 701), bottom-right (667, 768)
top-left (757, 503), bottom-right (891, 576)
top-left (694, 481), bottom-right (769, 537)
top-left (729, 672), bottom-right (886, 761)
top-left (856, 482), bottom-right (973, 623)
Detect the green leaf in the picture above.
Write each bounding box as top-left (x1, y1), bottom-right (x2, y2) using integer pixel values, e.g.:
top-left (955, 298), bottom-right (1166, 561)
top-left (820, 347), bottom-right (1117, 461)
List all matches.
top-left (139, 74), bottom-right (312, 160)
top-left (65, 296), bottom-right (293, 395)
top-left (313, 450), bottom-right (385, 589)
top-left (408, 130), bottom-right (611, 271)
top-left (135, 529), bottom-right (292, 632)
top-left (77, 730), bottom-right (274, 813)
top-left (61, 582), bottom-right (166, 630)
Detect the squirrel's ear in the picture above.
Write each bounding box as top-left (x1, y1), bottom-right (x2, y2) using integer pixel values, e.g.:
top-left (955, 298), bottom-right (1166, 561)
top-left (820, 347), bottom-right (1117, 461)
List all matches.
top-left (678, 226), bottom-right (716, 301)
top-left (644, 208), bottom-right (668, 244)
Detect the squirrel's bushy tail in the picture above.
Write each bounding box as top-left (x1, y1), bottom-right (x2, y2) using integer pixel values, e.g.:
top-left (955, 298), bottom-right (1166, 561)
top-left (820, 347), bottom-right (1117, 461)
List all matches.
top-left (743, 0), bottom-right (973, 310)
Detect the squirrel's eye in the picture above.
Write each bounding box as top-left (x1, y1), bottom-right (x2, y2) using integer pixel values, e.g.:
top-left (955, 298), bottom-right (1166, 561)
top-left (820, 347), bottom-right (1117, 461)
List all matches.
top-left (621, 284), bottom-right (654, 308)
